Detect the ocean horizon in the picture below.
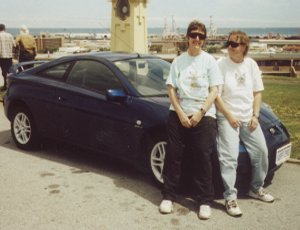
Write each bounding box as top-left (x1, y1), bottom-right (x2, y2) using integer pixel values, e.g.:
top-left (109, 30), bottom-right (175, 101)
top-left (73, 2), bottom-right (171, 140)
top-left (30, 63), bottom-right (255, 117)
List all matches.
top-left (6, 27), bottom-right (300, 37)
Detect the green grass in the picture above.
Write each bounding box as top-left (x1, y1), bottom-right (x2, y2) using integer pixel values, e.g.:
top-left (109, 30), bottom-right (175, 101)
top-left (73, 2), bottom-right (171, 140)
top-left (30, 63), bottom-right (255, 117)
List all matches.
top-left (263, 75), bottom-right (300, 159)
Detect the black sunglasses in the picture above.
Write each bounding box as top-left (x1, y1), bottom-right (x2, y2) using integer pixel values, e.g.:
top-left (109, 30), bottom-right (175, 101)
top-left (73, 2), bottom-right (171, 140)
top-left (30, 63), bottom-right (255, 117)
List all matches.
top-left (225, 40), bottom-right (244, 48)
top-left (189, 32), bottom-right (206, 40)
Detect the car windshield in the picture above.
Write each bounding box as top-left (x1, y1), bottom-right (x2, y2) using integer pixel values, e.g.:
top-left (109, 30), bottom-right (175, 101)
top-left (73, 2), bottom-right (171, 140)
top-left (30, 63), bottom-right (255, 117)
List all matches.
top-left (114, 58), bottom-right (169, 96)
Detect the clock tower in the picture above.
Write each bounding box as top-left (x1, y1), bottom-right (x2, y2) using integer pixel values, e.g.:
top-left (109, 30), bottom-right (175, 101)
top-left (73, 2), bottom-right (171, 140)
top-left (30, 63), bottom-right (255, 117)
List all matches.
top-left (110, 0), bottom-right (148, 53)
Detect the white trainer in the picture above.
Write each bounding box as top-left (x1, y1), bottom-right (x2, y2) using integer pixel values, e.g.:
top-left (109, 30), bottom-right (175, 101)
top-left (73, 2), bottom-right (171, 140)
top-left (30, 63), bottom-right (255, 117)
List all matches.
top-left (225, 200), bottom-right (242, 217)
top-left (159, 200), bottom-right (173, 214)
top-left (199, 205), bottom-right (211, 220)
top-left (248, 188), bottom-right (274, 203)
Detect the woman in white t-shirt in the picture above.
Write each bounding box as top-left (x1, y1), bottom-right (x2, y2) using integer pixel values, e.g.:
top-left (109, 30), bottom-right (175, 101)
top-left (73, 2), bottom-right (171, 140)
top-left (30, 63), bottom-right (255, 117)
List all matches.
top-left (159, 20), bottom-right (223, 220)
top-left (216, 31), bottom-right (274, 217)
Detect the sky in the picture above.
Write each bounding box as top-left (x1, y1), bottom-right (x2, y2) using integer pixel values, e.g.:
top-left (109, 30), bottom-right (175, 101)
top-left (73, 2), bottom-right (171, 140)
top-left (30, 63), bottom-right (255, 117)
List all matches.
top-left (1, 0), bottom-right (299, 29)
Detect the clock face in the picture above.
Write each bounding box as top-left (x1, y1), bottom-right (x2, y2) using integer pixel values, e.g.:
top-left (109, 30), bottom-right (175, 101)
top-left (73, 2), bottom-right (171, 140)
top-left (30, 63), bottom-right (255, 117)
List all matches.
top-left (122, 6), bottom-right (128, 14)
top-left (116, 0), bottom-right (130, 20)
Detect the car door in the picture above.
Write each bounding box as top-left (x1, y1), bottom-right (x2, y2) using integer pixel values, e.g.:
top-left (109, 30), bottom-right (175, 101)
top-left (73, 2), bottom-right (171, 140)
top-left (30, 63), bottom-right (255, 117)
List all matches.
top-left (31, 61), bottom-right (74, 139)
top-left (57, 59), bottom-right (138, 158)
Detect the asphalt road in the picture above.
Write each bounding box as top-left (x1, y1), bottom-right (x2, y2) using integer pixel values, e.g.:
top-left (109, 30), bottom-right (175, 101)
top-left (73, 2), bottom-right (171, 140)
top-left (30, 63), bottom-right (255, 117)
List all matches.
top-left (0, 103), bottom-right (300, 230)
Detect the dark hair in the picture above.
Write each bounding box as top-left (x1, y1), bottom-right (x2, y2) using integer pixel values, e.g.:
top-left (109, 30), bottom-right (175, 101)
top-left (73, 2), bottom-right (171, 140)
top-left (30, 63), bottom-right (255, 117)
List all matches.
top-left (228, 30), bottom-right (250, 56)
top-left (0, 24), bottom-right (5, 31)
top-left (186, 20), bottom-right (207, 37)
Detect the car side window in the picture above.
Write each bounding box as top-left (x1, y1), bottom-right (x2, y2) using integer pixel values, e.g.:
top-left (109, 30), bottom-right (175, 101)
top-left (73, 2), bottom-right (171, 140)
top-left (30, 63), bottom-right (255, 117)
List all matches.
top-left (37, 62), bottom-right (72, 80)
top-left (67, 60), bottom-right (121, 94)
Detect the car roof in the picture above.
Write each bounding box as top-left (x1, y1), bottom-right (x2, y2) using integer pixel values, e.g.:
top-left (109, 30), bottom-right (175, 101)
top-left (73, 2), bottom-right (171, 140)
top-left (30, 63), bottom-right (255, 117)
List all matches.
top-left (55, 52), bottom-right (160, 63)
top-left (16, 52), bottom-right (163, 75)
top-left (88, 52), bottom-right (158, 62)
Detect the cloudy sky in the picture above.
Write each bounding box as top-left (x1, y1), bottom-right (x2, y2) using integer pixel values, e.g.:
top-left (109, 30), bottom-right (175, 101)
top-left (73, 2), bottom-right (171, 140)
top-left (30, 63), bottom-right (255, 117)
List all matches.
top-left (1, 0), bottom-right (299, 28)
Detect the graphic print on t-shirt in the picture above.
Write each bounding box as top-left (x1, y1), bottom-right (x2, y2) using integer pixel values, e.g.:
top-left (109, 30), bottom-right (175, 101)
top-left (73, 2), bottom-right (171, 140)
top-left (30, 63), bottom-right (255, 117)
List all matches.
top-left (235, 71), bottom-right (246, 87)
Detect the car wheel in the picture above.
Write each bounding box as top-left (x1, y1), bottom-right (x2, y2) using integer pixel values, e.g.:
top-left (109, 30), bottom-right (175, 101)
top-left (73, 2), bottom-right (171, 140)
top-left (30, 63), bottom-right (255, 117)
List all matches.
top-left (147, 137), bottom-right (167, 185)
top-left (11, 107), bottom-right (37, 150)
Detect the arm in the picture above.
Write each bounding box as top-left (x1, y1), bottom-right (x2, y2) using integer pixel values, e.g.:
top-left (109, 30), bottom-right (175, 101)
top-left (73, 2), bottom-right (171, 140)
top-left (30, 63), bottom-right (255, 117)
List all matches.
top-left (248, 91), bottom-right (262, 130)
top-left (15, 35), bottom-right (20, 47)
top-left (215, 94), bottom-right (242, 128)
top-left (167, 85), bottom-right (192, 128)
top-left (189, 85), bottom-right (218, 127)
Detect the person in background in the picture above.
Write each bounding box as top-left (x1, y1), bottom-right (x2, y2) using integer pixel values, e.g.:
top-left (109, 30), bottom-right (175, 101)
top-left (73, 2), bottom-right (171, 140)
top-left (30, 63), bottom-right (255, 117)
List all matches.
top-left (159, 20), bottom-right (223, 220)
top-left (0, 24), bottom-right (15, 91)
top-left (216, 31), bottom-right (274, 218)
top-left (15, 25), bottom-right (37, 69)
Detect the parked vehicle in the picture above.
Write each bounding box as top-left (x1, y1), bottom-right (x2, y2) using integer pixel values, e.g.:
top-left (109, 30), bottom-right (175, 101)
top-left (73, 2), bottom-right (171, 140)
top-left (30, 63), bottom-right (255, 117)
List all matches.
top-left (3, 52), bottom-right (291, 194)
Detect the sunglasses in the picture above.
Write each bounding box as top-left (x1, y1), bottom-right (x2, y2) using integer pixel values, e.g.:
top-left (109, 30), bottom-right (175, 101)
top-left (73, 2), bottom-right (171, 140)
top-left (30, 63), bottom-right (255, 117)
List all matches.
top-left (188, 32), bottom-right (206, 40)
top-left (225, 40), bottom-right (244, 48)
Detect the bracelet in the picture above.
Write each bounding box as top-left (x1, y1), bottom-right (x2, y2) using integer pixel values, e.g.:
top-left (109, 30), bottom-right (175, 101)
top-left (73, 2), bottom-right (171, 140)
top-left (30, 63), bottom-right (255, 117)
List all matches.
top-left (253, 113), bottom-right (259, 118)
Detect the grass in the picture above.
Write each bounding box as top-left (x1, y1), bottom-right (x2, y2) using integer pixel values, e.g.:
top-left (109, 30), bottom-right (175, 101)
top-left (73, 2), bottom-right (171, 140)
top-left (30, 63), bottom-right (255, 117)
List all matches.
top-left (262, 75), bottom-right (300, 159)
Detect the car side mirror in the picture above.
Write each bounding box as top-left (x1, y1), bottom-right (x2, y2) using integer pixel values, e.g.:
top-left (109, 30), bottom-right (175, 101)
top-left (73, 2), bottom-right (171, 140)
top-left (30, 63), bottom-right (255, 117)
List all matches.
top-left (106, 89), bottom-right (127, 103)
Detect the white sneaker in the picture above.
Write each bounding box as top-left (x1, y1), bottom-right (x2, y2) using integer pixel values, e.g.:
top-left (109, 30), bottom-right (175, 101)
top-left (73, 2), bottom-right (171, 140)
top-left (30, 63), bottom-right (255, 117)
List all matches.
top-left (225, 200), bottom-right (242, 217)
top-left (248, 188), bottom-right (274, 203)
top-left (198, 205), bottom-right (211, 220)
top-left (159, 200), bottom-right (173, 214)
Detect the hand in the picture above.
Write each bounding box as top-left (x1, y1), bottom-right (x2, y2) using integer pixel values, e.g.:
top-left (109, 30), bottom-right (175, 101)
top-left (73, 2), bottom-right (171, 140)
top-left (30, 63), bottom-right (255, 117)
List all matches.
top-left (229, 116), bottom-right (242, 129)
top-left (248, 116), bottom-right (259, 131)
top-left (178, 113), bottom-right (192, 128)
top-left (189, 111), bottom-right (203, 127)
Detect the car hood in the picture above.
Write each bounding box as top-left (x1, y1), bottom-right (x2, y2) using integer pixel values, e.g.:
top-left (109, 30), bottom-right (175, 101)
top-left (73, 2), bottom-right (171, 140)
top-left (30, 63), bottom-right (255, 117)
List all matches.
top-left (136, 96), bottom-right (170, 125)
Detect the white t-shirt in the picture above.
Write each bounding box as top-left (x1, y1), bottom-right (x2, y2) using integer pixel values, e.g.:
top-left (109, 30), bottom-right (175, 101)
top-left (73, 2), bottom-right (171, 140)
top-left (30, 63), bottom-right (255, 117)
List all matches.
top-left (166, 51), bottom-right (223, 118)
top-left (217, 56), bottom-right (264, 121)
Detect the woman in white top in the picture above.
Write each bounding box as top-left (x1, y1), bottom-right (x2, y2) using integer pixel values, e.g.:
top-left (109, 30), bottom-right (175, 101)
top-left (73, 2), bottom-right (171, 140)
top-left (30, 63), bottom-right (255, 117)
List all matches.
top-left (159, 20), bottom-right (223, 220)
top-left (216, 31), bottom-right (274, 217)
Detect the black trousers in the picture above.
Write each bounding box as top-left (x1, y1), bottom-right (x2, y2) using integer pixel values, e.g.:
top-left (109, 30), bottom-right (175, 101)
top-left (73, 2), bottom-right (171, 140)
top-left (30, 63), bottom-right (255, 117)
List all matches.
top-left (162, 111), bottom-right (217, 205)
top-left (19, 51), bottom-right (35, 69)
top-left (0, 58), bottom-right (12, 88)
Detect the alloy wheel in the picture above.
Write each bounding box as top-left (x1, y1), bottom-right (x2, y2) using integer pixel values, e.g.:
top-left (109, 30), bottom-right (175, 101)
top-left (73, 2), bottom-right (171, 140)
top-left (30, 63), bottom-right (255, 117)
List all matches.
top-left (150, 141), bottom-right (167, 184)
top-left (13, 112), bottom-right (32, 145)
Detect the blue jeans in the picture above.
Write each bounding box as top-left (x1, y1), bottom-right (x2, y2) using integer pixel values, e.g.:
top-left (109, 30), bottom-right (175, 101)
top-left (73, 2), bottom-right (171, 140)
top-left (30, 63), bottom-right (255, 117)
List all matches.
top-left (162, 111), bottom-right (217, 205)
top-left (217, 117), bottom-right (268, 200)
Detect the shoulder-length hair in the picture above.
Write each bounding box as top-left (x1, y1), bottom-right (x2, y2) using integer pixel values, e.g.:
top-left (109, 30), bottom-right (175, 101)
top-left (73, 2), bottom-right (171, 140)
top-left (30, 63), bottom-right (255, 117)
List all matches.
top-left (228, 30), bottom-right (250, 56)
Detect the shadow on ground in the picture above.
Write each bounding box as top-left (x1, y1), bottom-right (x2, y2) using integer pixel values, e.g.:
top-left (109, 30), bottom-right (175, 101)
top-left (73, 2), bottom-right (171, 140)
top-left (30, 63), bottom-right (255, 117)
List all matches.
top-left (0, 128), bottom-right (271, 215)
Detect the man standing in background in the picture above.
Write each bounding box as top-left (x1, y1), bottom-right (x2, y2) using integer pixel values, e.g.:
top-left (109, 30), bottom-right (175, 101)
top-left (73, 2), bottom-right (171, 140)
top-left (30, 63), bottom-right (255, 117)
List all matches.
top-left (0, 24), bottom-right (15, 91)
top-left (15, 25), bottom-right (37, 69)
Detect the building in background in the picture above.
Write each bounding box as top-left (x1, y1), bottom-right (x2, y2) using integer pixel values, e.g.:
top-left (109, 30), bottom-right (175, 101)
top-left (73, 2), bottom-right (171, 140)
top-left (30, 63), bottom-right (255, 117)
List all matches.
top-left (35, 35), bottom-right (64, 53)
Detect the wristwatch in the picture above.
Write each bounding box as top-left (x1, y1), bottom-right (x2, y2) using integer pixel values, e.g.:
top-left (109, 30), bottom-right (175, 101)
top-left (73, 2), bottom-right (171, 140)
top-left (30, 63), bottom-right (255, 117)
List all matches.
top-left (253, 112), bottom-right (259, 118)
top-left (200, 107), bottom-right (206, 116)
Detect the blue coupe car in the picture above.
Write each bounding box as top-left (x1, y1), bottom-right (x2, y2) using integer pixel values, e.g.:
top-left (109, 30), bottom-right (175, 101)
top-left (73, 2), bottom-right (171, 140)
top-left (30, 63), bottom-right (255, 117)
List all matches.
top-left (3, 52), bottom-right (291, 194)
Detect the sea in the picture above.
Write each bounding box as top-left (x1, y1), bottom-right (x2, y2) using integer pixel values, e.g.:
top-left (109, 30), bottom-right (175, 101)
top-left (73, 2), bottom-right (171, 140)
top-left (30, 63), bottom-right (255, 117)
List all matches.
top-left (6, 27), bottom-right (300, 37)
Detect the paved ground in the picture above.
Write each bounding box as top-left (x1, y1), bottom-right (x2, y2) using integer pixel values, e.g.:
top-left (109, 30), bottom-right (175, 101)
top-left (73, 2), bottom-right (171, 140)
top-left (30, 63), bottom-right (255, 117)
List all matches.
top-left (1, 102), bottom-right (300, 230)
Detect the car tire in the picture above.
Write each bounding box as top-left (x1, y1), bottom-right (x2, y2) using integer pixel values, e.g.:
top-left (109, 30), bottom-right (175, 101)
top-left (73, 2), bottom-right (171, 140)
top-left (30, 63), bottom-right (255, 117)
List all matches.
top-left (147, 135), bottom-right (167, 185)
top-left (11, 107), bottom-right (38, 150)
